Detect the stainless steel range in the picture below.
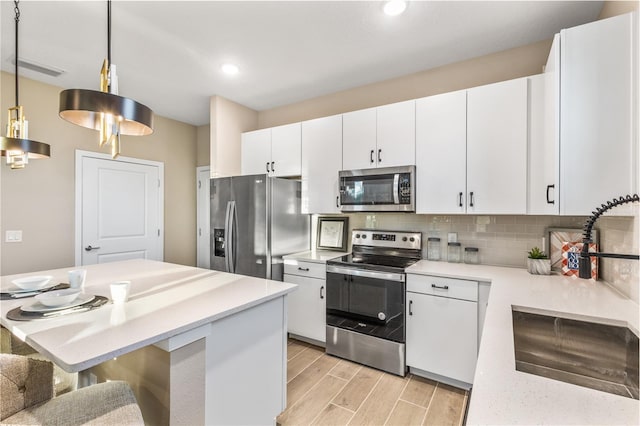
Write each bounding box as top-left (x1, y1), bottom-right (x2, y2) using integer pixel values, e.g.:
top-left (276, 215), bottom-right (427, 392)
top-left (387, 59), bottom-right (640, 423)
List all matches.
top-left (326, 229), bottom-right (422, 376)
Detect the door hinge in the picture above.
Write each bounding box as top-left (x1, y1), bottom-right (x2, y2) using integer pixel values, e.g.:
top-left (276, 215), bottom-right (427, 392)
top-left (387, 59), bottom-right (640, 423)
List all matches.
top-left (158, 179), bottom-right (160, 188)
top-left (158, 229), bottom-right (160, 236)
top-left (198, 180), bottom-right (201, 189)
top-left (199, 228), bottom-right (202, 236)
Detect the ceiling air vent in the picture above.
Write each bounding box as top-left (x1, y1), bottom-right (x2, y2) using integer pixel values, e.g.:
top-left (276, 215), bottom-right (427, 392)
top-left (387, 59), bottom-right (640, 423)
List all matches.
top-left (10, 56), bottom-right (65, 77)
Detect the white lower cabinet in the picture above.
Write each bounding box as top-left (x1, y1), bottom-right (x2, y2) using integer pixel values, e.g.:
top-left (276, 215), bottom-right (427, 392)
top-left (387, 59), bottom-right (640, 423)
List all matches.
top-left (284, 261), bottom-right (327, 344)
top-left (406, 274), bottom-right (478, 386)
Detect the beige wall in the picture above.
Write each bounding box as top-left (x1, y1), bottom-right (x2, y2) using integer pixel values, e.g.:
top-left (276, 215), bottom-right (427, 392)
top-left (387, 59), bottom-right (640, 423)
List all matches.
top-left (258, 39), bottom-right (552, 129)
top-left (598, 1), bottom-right (638, 19)
top-left (0, 72), bottom-right (198, 275)
top-left (209, 96), bottom-right (258, 177)
top-left (196, 124), bottom-right (210, 167)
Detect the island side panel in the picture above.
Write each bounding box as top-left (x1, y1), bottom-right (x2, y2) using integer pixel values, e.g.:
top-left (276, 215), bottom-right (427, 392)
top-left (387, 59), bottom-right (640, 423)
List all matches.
top-left (205, 296), bottom-right (287, 425)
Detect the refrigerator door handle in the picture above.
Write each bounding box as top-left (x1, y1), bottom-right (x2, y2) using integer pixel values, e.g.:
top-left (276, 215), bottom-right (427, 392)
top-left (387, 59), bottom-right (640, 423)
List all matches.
top-left (228, 201), bottom-right (237, 273)
top-left (224, 201), bottom-right (232, 272)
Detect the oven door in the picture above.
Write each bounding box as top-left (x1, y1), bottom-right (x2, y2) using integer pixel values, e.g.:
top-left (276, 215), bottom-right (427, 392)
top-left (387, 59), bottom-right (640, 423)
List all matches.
top-left (326, 265), bottom-right (405, 324)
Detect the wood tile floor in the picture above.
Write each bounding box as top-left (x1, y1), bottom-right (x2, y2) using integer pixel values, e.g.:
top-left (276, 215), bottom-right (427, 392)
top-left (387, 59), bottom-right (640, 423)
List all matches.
top-left (277, 339), bottom-right (468, 426)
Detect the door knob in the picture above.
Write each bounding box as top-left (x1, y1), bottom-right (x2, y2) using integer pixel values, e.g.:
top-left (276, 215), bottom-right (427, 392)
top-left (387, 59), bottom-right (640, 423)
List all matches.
top-left (84, 245), bottom-right (101, 251)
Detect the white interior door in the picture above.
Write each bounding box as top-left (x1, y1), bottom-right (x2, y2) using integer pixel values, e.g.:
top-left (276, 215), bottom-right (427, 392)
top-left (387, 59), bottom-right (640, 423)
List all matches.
top-left (196, 166), bottom-right (210, 269)
top-left (76, 151), bottom-right (164, 266)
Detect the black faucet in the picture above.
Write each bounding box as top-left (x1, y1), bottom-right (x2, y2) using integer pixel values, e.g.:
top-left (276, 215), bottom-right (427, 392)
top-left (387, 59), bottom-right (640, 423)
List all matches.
top-left (578, 194), bottom-right (640, 279)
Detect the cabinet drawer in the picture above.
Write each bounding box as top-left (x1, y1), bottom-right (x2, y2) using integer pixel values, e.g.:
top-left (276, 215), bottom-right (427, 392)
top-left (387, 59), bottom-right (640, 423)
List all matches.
top-left (284, 260), bottom-right (326, 279)
top-left (407, 274), bottom-right (478, 302)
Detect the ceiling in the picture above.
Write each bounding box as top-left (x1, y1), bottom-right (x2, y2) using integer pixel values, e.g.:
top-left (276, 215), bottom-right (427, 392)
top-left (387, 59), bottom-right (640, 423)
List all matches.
top-left (1, 1), bottom-right (603, 126)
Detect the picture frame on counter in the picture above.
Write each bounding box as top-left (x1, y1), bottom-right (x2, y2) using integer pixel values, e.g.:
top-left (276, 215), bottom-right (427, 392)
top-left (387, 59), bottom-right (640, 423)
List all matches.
top-left (545, 227), bottom-right (599, 272)
top-left (317, 216), bottom-right (349, 251)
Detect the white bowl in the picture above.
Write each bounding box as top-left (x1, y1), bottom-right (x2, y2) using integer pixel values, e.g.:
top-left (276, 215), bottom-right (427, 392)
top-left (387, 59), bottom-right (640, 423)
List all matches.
top-left (35, 289), bottom-right (81, 307)
top-left (12, 275), bottom-right (53, 291)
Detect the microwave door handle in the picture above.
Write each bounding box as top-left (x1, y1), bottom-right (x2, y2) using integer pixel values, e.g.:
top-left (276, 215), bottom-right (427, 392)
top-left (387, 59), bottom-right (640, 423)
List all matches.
top-left (393, 174), bottom-right (400, 204)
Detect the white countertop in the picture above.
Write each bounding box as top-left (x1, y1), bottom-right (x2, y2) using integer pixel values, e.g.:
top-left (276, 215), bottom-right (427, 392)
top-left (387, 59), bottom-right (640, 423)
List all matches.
top-left (406, 260), bottom-right (640, 425)
top-left (0, 259), bottom-right (296, 373)
top-left (283, 250), bottom-right (348, 264)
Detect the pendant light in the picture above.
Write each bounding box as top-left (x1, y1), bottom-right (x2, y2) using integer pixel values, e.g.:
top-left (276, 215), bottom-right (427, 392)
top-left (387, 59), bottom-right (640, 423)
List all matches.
top-left (0, 0), bottom-right (51, 169)
top-left (59, 0), bottom-right (153, 159)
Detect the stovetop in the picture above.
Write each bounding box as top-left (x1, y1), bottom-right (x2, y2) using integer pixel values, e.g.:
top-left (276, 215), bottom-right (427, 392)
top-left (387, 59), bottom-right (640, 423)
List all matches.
top-left (326, 229), bottom-right (422, 274)
top-left (329, 254), bottom-right (419, 270)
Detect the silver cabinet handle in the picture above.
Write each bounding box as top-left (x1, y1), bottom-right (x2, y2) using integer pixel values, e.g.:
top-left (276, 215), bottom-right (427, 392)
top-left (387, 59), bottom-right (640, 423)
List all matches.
top-left (84, 245), bottom-right (101, 251)
top-left (266, 162), bottom-right (270, 173)
top-left (320, 286), bottom-right (324, 299)
top-left (409, 300), bottom-right (413, 316)
top-left (459, 192), bottom-right (463, 207)
top-left (431, 284), bottom-right (449, 290)
top-left (469, 191), bottom-right (474, 207)
top-left (370, 150), bottom-right (375, 164)
top-left (271, 161), bottom-right (275, 173)
top-left (378, 149), bottom-right (382, 163)
top-left (298, 267), bottom-right (310, 271)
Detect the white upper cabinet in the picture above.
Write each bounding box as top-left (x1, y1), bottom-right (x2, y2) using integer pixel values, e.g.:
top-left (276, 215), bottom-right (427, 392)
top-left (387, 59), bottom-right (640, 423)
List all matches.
top-left (301, 114), bottom-right (343, 214)
top-left (376, 100), bottom-right (416, 168)
top-left (467, 78), bottom-right (528, 214)
top-left (342, 108), bottom-right (377, 170)
top-left (528, 63), bottom-right (560, 214)
top-left (241, 123), bottom-right (301, 177)
top-left (559, 12), bottom-right (637, 215)
top-left (271, 123), bottom-right (301, 177)
top-left (416, 90), bottom-right (467, 214)
top-left (342, 100), bottom-right (415, 170)
top-left (241, 129), bottom-right (271, 175)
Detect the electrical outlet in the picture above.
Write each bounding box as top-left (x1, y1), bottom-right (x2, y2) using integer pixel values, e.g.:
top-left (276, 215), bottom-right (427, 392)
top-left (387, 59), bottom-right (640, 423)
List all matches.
top-left (5, 230), bottom-right (22, 243)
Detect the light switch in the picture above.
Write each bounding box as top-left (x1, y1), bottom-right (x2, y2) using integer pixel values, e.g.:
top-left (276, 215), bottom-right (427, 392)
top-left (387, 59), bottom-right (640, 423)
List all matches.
top-left (5, 230), bottom-right (22, 243)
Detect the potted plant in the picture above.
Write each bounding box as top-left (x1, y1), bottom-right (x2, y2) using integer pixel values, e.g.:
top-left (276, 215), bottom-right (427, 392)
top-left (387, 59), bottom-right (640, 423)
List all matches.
top-left (527, 247), bottom-right (551, 275)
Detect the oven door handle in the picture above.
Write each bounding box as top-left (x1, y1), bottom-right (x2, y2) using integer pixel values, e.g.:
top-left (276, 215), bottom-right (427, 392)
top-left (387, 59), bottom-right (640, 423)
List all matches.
top-left (326, 265), bottom-right (405, 282)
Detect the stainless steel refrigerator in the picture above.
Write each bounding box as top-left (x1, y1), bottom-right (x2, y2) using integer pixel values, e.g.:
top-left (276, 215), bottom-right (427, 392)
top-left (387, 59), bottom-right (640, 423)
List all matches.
top-left (210, 174), bottom-right (310, 280)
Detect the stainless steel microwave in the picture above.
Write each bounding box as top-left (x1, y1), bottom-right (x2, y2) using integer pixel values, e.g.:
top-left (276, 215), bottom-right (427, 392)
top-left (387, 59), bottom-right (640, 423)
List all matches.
top-left (339, 165), bottom-right (415, 212)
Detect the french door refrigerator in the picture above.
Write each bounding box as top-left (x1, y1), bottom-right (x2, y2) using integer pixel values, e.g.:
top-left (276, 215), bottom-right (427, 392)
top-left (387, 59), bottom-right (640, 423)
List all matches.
top-left (210, 174), bottom-right (310, 280)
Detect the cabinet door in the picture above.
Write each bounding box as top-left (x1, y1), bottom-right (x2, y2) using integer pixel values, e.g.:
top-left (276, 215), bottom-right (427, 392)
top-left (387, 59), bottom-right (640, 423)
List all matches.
top-left (241, 129), bottom-right (271, 175)
top-left (343, 108), bottom-right (377, 170)
top-left (467, 78), bottom-right (528, 214)
top-left (560, 13), bottom-right (635, 215)
top-left (416, 91), bottom-right (467, 214)
top-left (406, 292), bottom-right (477, 384)
top-left (284, 274), bottom-right (326, 343)
top-left (528, 37), bottom-right (560, 215)
top-left (271, 123), bottom-right (301, 177)
top-left (301, 115), bottom-right (343, 214)
top-left (376, 100), bottom-right (416, 167)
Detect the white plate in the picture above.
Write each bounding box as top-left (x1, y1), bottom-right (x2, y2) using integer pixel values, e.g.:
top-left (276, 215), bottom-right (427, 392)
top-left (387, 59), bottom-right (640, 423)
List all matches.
top-left (2, 280), bottom-right (58, 295)
top-left (21, 294), bottom-right (96, 313)
top-left (10, 275), bottom-right (53, 291)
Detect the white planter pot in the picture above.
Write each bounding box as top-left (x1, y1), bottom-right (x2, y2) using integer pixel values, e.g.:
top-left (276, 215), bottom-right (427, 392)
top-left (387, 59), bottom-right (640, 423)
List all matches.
top-left (527, 258), bottom-right (551, 275)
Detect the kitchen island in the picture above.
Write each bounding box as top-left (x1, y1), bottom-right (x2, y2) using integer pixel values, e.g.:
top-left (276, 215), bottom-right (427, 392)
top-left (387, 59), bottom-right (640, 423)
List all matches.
top-left (0, 259), bottom-right (296, 425)
top-left (406, 260), bottom-right (639, 425)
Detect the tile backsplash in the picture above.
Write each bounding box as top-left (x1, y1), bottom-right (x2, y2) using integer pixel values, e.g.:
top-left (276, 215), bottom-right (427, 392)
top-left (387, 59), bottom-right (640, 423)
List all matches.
top-left (597, 208), bottom-right (639, 304)
top-left (313, 211), bottom-right (639, 304)
top-left (342, 213), bottom-right (588, 268)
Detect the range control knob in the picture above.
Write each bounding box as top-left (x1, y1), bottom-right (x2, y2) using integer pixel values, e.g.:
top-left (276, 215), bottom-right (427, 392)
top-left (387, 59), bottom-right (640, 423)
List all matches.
top-left (355, 234), bottom-right (361, 239)
top-left (410, 237), bottom-right (415, 242)
top-left (402, 237), bottom-right (408, 242)
top-left (362, 235), bottom-right (367, 239)
top-left (378, 312), bottom-right (386, 321)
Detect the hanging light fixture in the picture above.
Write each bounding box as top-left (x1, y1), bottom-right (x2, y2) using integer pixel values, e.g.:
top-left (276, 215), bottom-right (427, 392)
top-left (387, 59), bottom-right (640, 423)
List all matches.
top-left (0, 0), bottom-right (51, 170)
top-left (59, 0), bottom-right (153, 159)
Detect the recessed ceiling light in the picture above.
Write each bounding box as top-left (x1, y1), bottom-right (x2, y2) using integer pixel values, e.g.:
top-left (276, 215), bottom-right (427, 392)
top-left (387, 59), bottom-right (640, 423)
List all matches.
top-left (221, 63), bottom-right (239, 76)
top-left (383, 0), bottom-right (407, 16)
